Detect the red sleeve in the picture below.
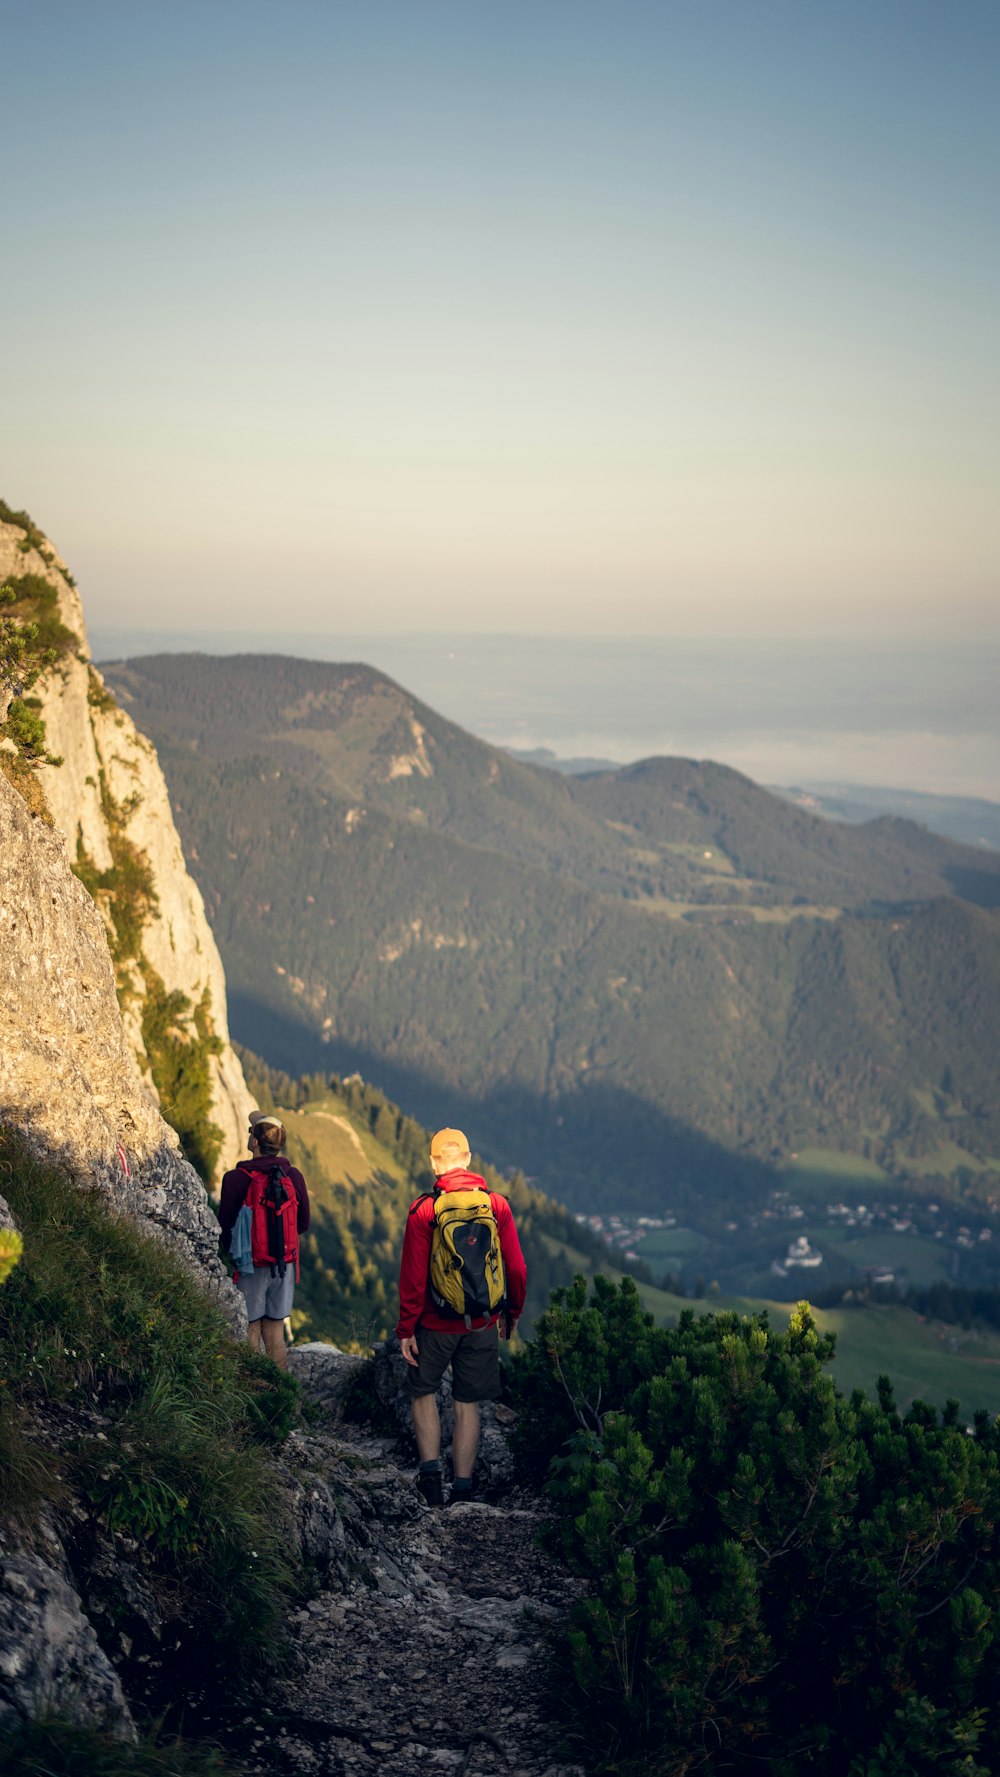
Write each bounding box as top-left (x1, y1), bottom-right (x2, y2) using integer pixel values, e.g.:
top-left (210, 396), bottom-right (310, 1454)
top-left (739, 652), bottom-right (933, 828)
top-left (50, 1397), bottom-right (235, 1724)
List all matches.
top-left (289, 1166), bottom-right (310, 1232)
top-left (396, 1198), bottom-right (433, 1339)
top-left (494, 1196), bottom-right (527, 1322)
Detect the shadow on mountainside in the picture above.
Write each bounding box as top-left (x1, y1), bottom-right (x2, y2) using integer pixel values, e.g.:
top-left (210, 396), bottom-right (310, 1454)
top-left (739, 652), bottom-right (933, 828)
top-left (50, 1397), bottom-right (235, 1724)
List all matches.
top-left (944, 863), bottom-right (1000, 909)
top-left (228, 992), bottom-right (781, 1222)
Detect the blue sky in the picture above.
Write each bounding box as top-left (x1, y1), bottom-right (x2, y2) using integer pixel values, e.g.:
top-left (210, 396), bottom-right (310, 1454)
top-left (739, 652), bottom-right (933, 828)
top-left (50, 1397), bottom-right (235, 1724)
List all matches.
top-left (3, 1), bottom-right (998, 640)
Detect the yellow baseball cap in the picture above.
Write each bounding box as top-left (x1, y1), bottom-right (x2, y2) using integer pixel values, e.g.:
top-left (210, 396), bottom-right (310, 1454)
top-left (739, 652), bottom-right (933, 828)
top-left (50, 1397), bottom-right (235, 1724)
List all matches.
top-left (430, 1127), bottom-right (470, 1160)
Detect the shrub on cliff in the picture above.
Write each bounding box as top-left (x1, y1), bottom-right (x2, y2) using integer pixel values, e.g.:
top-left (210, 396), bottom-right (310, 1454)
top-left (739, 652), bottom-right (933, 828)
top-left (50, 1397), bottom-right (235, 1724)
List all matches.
top-left (0, 1129), bottom-right (301, 1667)
top-left (512, 1274), bottom-right (1000, 1775)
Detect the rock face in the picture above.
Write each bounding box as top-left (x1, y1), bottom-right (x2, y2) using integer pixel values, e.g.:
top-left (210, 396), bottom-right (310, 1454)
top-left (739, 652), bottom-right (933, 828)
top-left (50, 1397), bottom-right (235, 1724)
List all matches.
top-left (0, 768), bottom-right (243, 1318)
top-left (0, 1548), bottom-right (137, 1741)
top-left (0, 1338), bottom-right (577, 1767)
top-left (0, 517), bottom-right (253, 1181)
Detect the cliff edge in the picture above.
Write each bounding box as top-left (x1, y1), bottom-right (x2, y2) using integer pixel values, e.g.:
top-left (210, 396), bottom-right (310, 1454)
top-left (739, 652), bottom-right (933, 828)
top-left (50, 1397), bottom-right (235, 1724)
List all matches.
top-left (0, 766), bottom-right (240, 1314)
top-left (0, 512), bottom-right (253, 1182)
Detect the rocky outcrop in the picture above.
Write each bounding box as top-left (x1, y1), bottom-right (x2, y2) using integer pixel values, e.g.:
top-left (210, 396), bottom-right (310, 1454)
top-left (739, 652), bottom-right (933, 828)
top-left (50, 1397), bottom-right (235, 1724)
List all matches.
top-left (0, 1547), bottom-right (137, 1741)
top-left (0, 516), bottom-right (253, 1182)
top-left (0, 1342), bottom-right (578, 1769)
top-left (0, 767), bottom-right (242, 1318)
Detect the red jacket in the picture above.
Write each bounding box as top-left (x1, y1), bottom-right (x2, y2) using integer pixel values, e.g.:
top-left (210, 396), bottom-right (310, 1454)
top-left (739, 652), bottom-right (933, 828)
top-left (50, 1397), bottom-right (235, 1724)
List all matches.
top-left (396, 1168), bottom-right (528, 1340)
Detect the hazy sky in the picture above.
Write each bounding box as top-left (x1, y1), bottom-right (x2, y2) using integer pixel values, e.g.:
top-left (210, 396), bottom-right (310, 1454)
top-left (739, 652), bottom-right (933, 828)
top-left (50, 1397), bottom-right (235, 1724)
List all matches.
top-left (3, 1), bottom-right (999, 639)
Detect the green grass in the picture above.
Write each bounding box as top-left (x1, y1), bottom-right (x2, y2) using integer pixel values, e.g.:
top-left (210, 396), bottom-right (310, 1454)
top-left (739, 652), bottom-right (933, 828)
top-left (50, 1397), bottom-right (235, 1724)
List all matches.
top-left (782, 1148), bottom-right (888, 1200)
top-left (898, 1140), bottom-right (1000, 1178)
top-left (285, 1093), bottom-right (413, 1190)
top-left (810, 1226), bottom-right (952, 1285)
top-left (819, 1301), bottom-right (1000, 1414)
top-left (910, 1087), bottom-right (942, 1118)
top-left (627, 1277), bottom-right (1000, 1417)
top-left (637, 899), bottom-right (842, 922)
top-left (0, 1127), bottom-right (301, 1664)
top-left (634, 1226), bottom-right (708, 1259)
top-left (0, 1718), bottom-right (237, 1777)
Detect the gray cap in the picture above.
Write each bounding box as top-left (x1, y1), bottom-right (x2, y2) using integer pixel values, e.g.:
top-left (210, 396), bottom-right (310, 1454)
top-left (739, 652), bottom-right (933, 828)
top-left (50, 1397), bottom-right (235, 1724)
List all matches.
top-left (248, 1110), bottom-right (284, 1133)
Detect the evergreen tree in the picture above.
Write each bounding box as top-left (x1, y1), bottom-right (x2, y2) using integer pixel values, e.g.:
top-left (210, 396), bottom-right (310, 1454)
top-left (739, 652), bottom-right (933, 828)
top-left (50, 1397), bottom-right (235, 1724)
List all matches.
top-left (513, 1275), bottom-right (1000, 1775)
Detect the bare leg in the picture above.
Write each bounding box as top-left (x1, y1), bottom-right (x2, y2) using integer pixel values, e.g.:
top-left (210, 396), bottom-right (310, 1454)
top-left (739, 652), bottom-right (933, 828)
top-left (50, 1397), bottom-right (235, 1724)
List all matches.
top-left (262, 1316), bottom-right (287, 1369)
top-left (246, 1317), bottom-right (265, 1355)
top-left (452, 1400), bottom-right (481, 1479)
top-left (412, 1392), bottom-right (442, 1462)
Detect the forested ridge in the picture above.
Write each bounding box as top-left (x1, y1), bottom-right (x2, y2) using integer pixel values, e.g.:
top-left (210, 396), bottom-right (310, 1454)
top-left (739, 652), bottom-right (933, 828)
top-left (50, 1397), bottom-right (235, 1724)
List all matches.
top-left (104, 653), bottom-right (1000, 1228)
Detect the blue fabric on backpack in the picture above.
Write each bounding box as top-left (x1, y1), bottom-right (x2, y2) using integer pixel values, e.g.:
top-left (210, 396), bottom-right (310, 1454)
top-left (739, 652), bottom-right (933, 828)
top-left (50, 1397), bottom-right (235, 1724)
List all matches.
top-left (229, 1202), bottom-right (254, 1277)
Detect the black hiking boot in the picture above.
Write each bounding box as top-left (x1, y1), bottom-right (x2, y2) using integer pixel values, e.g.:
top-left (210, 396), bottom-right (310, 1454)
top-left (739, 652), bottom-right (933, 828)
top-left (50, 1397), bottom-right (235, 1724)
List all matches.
top-left (416, 1468), bottom-right (445, 1508)
top-left (447, 1477), bottom-right (476, 1506)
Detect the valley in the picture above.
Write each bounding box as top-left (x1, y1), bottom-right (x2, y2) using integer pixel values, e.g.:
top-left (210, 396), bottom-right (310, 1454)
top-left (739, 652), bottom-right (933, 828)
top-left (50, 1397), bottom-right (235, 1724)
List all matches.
top-left (101, 652), bottom-right (1000, 1335)
top-left (242, 1053), bottom-right (1000, 1417)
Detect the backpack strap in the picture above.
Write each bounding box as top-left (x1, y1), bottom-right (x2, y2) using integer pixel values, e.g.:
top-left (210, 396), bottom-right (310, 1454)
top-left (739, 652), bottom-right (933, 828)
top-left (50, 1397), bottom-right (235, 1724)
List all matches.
top-left (409, 1188), bottom-right (440, 1215)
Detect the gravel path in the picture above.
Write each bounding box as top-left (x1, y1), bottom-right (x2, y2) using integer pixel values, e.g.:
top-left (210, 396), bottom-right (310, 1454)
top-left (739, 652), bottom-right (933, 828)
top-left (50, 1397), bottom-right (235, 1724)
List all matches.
top-left (238, 1355), bottom-right (585, 1777)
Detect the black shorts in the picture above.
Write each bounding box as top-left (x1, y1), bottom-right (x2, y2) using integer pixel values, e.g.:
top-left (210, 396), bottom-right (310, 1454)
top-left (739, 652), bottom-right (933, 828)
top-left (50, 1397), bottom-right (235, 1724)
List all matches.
top-left (407, 1322), bottom-right (501, 1404)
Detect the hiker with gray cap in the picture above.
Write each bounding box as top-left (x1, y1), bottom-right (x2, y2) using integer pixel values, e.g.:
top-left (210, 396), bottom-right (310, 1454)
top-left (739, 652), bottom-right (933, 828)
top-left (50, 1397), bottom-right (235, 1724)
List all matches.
top-left (219, 1110), bottom-right (310, 1369)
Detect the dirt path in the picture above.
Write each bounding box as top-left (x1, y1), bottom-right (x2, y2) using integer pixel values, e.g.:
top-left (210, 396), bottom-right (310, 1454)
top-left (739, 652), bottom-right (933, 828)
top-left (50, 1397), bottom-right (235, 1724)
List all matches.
top-left (241, 1353), bottom-right (585, 1777)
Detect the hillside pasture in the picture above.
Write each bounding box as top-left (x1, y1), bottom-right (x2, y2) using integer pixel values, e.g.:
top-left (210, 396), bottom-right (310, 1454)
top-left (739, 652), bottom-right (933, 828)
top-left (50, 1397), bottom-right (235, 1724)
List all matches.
top-left (809, 1225), bottom-right (953, 1286)
top-left (898, 1138), bottom-right (1000, 1178)
top-left (635, 1225), bottom-right (709, 1261)
top-left (637, 898), bottom-right (842, 923)
top-left (782, 1147), bottom-right (888, 1201)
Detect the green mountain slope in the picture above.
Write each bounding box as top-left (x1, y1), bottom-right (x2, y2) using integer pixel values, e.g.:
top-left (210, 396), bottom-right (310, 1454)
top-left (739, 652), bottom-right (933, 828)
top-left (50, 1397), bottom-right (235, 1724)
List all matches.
top-left (106, 653), bottom-right (1000, 909)
top-left (103, 654), bottom-right (1000, 1224)
top-left (569, 755), bottom-right (1000, 908)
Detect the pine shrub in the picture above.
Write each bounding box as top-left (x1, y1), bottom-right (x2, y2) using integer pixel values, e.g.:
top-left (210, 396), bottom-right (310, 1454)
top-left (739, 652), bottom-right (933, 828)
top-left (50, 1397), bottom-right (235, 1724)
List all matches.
top-left (512, 1274), bottom-right (1000, 1774)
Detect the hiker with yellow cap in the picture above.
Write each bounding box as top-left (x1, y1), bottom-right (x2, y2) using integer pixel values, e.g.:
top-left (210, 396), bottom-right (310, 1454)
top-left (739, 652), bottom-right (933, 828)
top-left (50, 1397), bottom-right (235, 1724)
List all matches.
top-left (397, 1127), bottom-right (527, 1506)
top-left (219, 1109), bottom-right (310, 1369)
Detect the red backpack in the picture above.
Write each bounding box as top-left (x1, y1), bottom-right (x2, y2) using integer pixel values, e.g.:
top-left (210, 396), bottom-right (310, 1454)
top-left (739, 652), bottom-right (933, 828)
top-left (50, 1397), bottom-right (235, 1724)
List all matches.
top-left (244, 1165), bottom-right (300, 1280)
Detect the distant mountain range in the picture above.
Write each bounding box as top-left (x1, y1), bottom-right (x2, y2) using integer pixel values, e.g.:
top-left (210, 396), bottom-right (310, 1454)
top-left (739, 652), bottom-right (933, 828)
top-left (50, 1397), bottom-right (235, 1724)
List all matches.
top-left (511, 747), bottom-right (1000, 853)
top-left (772, 783), bottom-right (1000, 854)
top-left (103, 653), bottom-right (1000, 1224)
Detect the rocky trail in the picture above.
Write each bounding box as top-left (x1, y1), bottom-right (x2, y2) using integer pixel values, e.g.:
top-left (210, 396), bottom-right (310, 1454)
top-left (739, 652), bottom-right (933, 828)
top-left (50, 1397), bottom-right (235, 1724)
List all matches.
top-left (233, 1345), bottom-right (585, 1777)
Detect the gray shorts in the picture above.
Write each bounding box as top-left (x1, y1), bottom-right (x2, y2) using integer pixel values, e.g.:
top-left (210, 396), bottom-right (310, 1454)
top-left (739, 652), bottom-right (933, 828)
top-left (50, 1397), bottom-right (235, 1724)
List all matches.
top-left (407, 1323), bottom-right (501, 1403)
top-left (237, 1264), bottom-right (295, 1322)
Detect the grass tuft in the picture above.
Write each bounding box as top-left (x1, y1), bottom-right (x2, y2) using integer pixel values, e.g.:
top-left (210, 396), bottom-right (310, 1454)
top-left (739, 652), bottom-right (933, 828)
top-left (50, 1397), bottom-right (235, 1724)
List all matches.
top-left (0, 1717), bottom-right (239, 1777)
top-left (0, 1127), bottom-right (302, 1664)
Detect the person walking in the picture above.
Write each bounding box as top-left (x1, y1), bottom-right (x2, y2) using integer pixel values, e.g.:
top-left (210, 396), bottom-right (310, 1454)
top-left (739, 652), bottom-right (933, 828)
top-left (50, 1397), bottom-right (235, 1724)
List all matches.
top-left (219, 1110), bottom-right (310, 1370)
top-left (397, 1127), bottom-right (527, 1506)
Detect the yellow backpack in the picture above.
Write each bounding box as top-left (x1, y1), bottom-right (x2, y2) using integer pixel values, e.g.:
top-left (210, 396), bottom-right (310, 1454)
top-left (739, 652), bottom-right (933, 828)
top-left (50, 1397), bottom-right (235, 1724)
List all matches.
top-left (427, 1187), bottom-right (506, 1326)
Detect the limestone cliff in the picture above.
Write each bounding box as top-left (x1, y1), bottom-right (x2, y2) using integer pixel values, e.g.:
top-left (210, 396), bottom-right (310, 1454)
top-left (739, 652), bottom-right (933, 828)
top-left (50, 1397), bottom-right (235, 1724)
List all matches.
top-left (0, 768), bottom-right (241, 1317)
top-left (0, 513), bottom-right (253, 1182)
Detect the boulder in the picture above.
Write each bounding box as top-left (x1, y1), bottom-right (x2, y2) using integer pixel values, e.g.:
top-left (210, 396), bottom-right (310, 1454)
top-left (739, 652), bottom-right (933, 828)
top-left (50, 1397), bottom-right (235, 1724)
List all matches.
top-left (0, 1547), bottom-right (136, 1740)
